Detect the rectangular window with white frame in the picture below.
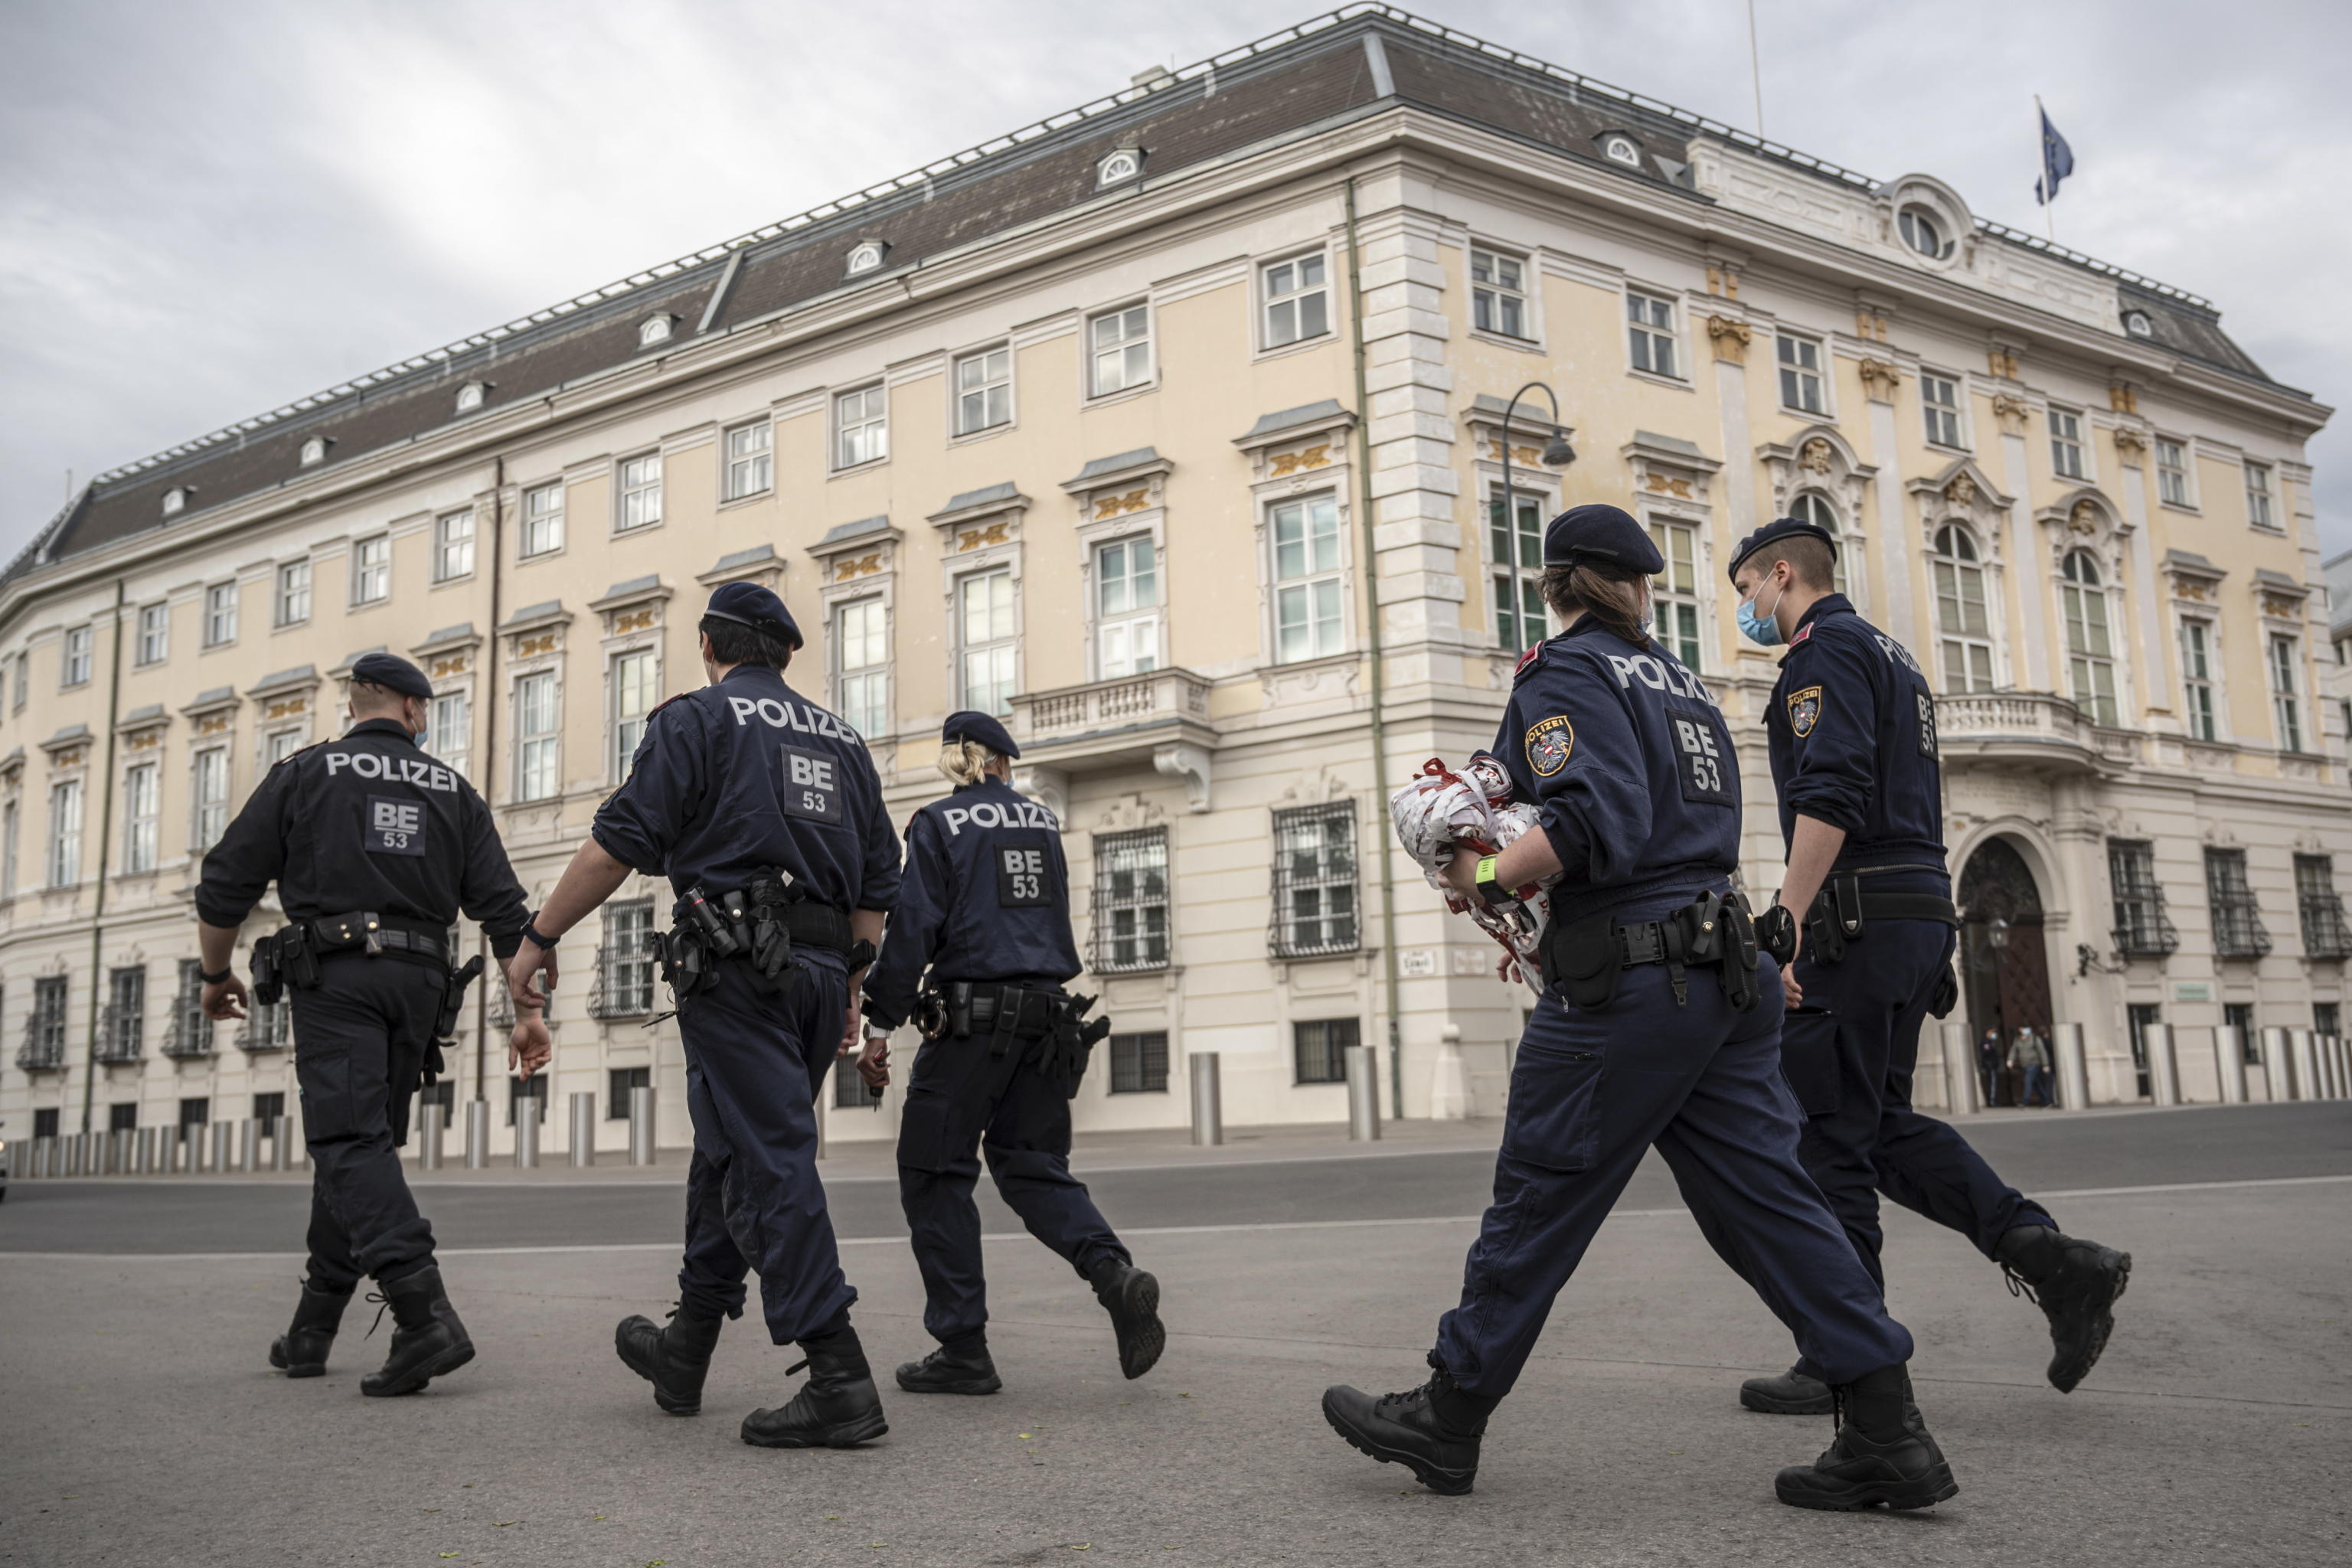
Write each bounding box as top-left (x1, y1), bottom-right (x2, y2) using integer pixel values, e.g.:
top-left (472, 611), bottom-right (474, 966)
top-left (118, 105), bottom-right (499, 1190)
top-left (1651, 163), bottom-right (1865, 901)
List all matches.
top-left (2245, 462), bottom-right (2276, 529)
top-left (1929, 524), bottom-right (1996, 693)
top-left (723, 421), bottom-right (772, 501)
top-left (514, 671), bottom-right (560, 802)
top-left (956, 569), bottom-right (1017, 717)
top-left (1488, 488), bottom-right (1547, 655)
top-left (47, 778), bottom-right (80, 886)
top-left (2180, 619), bottom-right (2220, 742)
top-left (520, 482), bottom-right (564, 557)
top-left (1920, 371), bottom-right (1966, 449)
top-left (62, 625), bottom-right (93, 687)
top-left (1260, 251), bottom-right (1329, 349)
top-left (433, 510), bottom-right (475, 580)
top-left (952, 347), bottom-right (1012, 436)
top-left (351, 534), bottom-right (390, 606)
top-left (593, 900), bottom-right (658, 1018)
top-left (265, 728), bottom-right (303, 767)
top-left (428, 689), bottom-right (470, 779)
top-left (1092, 826), bottom-right (1170, 972)
top-left (123, 762), bottom-right (158, 874)
top-left (1777, 334), bottom-right (1826, 414)
top-left (617, 452), bottom-right (663, 531)
top-left (136, 603), bottom-right (168, 666)
top-left (1470, 247), bottom-right (1530, 340)
top-left (1089, 305), bottom-right (1151, 397)
top-left (610, 648), bottom-right (658, 783)
top-left (191, 746), bottom-right (229, 851)
top-left (2156, 439), bottom-right (2193, 507)
top-left (1648, 518), bottom-right (1704, 669)
top-left (276, 560), bottom-right (312, 626)
top-left (1626, 288), bottom-right (1680, 378)
top-left (2050, 407), bottom-right (2086, 479)
top-left (2271, 634), bottom-right (2305, 753)
top-left (1271, 493), bottom-right (1344, 664)
top-left (204, 583), bottom-right (238, 647)
top-left (832, 596), bottom-right (890, 740)
top-left (834, 385), bottom-right (887, 469)
top-left (1094, 537), bottom-right (1160, 678)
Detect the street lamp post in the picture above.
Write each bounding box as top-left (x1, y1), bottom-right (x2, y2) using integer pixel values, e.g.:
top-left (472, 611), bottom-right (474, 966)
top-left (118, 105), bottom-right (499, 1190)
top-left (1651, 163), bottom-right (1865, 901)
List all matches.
top-left (1497, 382), bottom-right (1577, 654)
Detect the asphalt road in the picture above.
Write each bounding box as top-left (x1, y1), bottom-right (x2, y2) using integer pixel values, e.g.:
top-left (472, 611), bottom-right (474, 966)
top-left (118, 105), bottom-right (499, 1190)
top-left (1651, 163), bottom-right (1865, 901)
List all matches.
top-left (4, 1102), bottom-right (2348, 1568)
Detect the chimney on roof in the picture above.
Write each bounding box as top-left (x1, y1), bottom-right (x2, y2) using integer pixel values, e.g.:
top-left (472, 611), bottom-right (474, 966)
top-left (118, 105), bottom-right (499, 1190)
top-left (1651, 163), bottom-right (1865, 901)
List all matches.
top-left (1132, 65), bottom-right (1171, 90)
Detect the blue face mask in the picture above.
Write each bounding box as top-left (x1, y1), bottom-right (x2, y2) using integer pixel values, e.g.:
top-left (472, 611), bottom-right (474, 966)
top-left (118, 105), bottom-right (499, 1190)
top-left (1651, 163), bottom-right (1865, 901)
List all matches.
top-left (1736, 578), bottom-right (1785, 646)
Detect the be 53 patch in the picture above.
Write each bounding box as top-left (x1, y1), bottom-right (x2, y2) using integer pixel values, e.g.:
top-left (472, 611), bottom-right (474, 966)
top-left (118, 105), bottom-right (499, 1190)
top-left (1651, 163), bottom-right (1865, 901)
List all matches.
top-left (1524, 715), bottom-right (1575, 776)
top-left (778, 746), bottom-right (845, 825)
top-left (1786, 686), bottom-right (1823, 739)
top-left (1664, 703), bottom-right (1734, 806)
top-left (993, 832), bottom-right (1053, 909)
top-left (364, 795), bottom-right (426, 857)
top-left (1916, 691), bottom-right (1939, 760)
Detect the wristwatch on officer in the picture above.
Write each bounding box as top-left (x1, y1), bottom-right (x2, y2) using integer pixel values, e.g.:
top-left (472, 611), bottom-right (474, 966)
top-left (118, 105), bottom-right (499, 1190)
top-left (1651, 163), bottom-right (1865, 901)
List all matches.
top-left (523, 916), bottom-right (560, 949)
top-left (1474, 855), bottom-right (1515, 907)
top-left (199, 965), bottom-right (234, 985)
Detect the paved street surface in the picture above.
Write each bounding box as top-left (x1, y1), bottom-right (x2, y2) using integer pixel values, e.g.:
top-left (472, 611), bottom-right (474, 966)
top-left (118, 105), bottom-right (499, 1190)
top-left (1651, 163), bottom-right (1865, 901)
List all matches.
top-left (3, 1102), bottom-right (2347, 1566)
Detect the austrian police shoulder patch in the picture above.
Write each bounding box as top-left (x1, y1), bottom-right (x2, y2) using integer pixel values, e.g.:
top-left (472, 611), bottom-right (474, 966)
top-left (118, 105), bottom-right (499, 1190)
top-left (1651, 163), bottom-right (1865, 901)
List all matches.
top-left (1787, 685), bottom-right (1823, 738)
top-left (1524, 714), bottom-right (1574, 776)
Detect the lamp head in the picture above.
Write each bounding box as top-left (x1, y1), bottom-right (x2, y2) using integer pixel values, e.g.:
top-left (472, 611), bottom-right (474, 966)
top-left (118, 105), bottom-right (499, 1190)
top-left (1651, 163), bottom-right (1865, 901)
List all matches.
top-left (1540, 428), bottom-right (1576, 468)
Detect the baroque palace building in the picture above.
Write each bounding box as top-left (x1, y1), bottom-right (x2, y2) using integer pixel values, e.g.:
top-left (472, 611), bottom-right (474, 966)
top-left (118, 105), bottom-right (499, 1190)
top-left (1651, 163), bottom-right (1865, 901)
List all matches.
top-left (2, 6), bottom-right (2340, 1156)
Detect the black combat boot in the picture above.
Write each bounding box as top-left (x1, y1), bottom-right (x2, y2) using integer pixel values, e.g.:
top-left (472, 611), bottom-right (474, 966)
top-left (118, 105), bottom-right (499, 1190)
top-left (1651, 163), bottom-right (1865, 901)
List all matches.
top-left (1086, 1254), bottom-right (1165, 1380)
top-left (358, 1263), bottom-right (475, 1398)
top-left (616, 1302), bottom-right (727, 1415)
top-left (1740, 1364), bottom-right (1834, 1414)
top-left (1775, 1363), bottom-right (1959, 1511)
top-left (1996, 1223), bottom-right (2132, 1392)
top-left (1321, 1352), bottom-right (1498, 1497)
top-left (269, 1279), bottom-right (354, 1378)
top-left (740, 1322), bottom-right (889, 1448)
top-left (895, 1332), bottom-right (1002, 1395)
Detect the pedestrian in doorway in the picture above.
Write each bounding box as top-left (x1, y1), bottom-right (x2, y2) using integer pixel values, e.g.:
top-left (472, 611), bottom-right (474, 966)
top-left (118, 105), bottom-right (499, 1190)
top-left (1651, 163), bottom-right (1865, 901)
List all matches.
top-left (1975, 1028), bottom-right (2003, 1107)
top-left (2011, 1027), bottom-right (2053, 1107)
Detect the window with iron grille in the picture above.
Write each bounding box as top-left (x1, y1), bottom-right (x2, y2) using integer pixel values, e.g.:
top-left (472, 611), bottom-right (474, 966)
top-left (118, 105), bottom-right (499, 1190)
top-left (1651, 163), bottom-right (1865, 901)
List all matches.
top-left (163, 959), bottom-right (214, 1058)
top-left (509, 1074), bottom-right (547, 1126)
top-left (2106, 840), bottom-right (2178, 956)
top-left (177, 1097), bottom-right (208, 1140)
top-left (835, 1065), bottom-right (880, 1109)
top-left (18, 975), bottom-right (67, 1070)
top-left (242, 998), bottom-right (290, 1052)
top-left (1092, 828), bottom-right (1169, 972)
top-left (1293, 1017), bottom-right (1359, 1084)
top-left (2295, 854), bottom-right (2351, 959)
top-left (1269, 802), bottom-right (1358, 958)
top-left (608, 1066), bottom-right (651, 1119)
top-left (592, 900), bottom-right (658, 1017)
top-left (2204, 848), bottom-right (2270, 959)
top-left (253, 1091), bottom-right (286, 1137)
top-left (109, 1102), bottom-right (138, 1132)
top-left (98, 965), bottom-right (145, 1063)
top-left (1109, 1031), bottom-right (1168, 1093)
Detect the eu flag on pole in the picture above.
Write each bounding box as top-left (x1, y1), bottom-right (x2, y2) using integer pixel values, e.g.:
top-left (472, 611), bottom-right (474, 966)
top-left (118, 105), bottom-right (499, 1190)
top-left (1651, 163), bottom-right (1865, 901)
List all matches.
top-left (2035, 105), bottom-right (2075, 206)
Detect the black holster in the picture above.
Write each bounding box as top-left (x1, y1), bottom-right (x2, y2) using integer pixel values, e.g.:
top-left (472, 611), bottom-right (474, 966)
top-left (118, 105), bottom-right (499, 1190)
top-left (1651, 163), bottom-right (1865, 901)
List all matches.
top-left (251, 936), bottom-right (285, 1007)
top-left (1929, 965), bottom-right (1961, 1018)
top-left (1802, 874), bottom-right (1960, 968)
top-left (1538, 890), bottom-right (1766, 1014)
top-left (436, 955), bottom-right (483, 1043)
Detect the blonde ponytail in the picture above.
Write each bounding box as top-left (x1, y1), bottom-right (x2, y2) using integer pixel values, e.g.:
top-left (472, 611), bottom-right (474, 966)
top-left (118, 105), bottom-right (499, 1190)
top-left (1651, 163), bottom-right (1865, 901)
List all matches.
top-left (938, 740), bottom-right (1002, 786)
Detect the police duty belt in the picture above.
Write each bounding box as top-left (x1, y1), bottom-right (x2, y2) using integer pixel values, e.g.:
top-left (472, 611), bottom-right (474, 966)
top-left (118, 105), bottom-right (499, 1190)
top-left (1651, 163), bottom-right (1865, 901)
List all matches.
top-left (1540, 890), bottom-right (1764, 1012)
top-left (655, 873), bottom-right (864, 1003)
top-left (1801, 867), bottom-right (1960, 965)
top-left (251, 913), bottom-right (449, 1003)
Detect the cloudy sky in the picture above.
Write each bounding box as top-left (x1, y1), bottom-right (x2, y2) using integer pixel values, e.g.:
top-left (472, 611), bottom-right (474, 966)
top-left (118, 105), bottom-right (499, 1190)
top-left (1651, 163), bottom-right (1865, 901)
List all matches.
top-left (3, 0), bottom-right (2343, 561)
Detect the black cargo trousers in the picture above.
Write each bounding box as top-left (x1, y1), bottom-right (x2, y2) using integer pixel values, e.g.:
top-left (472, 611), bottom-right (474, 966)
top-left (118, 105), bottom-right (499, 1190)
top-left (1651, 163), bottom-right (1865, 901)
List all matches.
top-left (287, 953), bottom-right (450, 1291)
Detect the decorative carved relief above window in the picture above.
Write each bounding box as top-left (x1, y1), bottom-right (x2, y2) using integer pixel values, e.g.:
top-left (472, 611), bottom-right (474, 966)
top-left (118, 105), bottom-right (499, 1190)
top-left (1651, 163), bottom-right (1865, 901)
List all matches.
top-left (1857, 358), bottom-right (1902, 403)
top-left (1909, 458), bottom-right (2012, 560)
top-left (1760, 427), bottom-right (1875, 528)
top-left (1705, 315), bottom-right (1750, 364)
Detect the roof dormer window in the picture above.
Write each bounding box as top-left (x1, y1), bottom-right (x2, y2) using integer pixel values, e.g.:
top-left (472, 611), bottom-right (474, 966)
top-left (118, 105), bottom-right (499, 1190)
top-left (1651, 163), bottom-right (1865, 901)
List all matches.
top-left (845, 240), bottom-right (889, 277)
top-left (1097, 149), bottom-right (1144, 187)
top-left (1898, 207), bottom-right (1955, 260)
top-left (299, 436), bottom-right (330, 467)
top-left (162, 486), bottom-right (190, 517)
top-left (638, 315), bottom-right (676, 348)
top-left (455, 381), bottom-right (488, 414)
top-left (2124, 310), bottom-right (2154, 338)
top-left (1601, 133), bottom-right (1641, 168)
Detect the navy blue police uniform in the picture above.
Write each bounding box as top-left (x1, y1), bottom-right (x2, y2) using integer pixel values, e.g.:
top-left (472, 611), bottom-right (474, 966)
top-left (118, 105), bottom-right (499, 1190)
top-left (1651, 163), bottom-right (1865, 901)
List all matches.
top-left (1325, 507), bottom-right (1953, 1508)
top-left (863, 712), bottom-right (1160, 1383)
top-left (196, 655), bottom-right (529, 1305)
top-left (592, 594), bottom-right (901, 1352)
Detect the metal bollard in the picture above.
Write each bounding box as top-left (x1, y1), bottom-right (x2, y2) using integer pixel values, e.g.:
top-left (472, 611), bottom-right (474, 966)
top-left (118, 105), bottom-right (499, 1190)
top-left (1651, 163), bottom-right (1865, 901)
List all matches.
top-left (418, 1106), bottom-right (444, 1171)
top-left (1346, 1044), bottom-right (1382, 1142)
top-left (516, 1102), bottom-right (541, 1168)
top-left (40, 1135), bottom-right (59, 1178)
top-left (2321, 1034), bottom-right (2347, 1100)
top-left (211, 1120), bottom-right (235, 1174)
top-left (2145, 1023), bottom-right (2180, 1108)
top-left (2291, 1030), bottom-right (2320, 1105)
top-left (1189, 1052), bottom-right (1223, 1147)
top-left (100, 1129), bottom-right (120, 1175)
top-left (464, 1100), bottom-right (490, 1168)
top-left (113, 1129), bottom-right (134, 1174)
top-left (569, 1093), bottom-right (596, 1168)
top-left (2258, 1027), bottom-right (2290, 1101)
top-left (68, 1131), bottom-right (88, 1177)
top-left (270, 1123), bottom-right (292, 1171)
top-left (629, 1085), bottom-right (656, 1166)
top-left (238, 1119), bottom-right (260, 1174)
top-left (2053, 1022), bottom-right (2090, 1112)
top-left (2215, 1027), bottom-right (2249, 1104)
top-left (1939, 1021), bottom-right (1980, 1114)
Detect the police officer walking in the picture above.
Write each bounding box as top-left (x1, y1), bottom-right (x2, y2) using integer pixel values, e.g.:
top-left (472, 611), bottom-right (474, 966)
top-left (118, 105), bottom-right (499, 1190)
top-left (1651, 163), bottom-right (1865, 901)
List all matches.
top-left (1322, 505), bottom-right (1959, 1511)
top-left (196, 652), bottom-right (544, 1397)
top-left (1726, 518), bottom-right (2130, 1414)
top-left (858, 713), bottom-right (1161, 1394)
top-left (505, 582), bottom-right (900, 1449)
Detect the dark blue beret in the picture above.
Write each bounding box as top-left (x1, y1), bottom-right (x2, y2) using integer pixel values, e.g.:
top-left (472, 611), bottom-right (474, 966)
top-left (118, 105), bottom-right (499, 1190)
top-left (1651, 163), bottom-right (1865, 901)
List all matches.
top-left (942, 710), bottom-right (1019, 760)
top-left (1544, 502), bottom-right (1664, 574)
top-left (348, 652), bottom-right (433, 701)
top-left (1727, 518), bottom-right (1840, 584)
top-left (704, 580), bottom-right (803, 650)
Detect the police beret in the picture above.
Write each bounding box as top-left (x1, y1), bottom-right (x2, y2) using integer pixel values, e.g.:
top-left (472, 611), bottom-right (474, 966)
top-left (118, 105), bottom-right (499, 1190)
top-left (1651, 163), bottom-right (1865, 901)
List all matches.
top-left (1543, 502), bottom-right (1664, 575)
top-left (942, 710), bottom-right (1020, 760)
top-left (703, 580), bottom-right (803, 650)
top-left (348, 652), bottom-right (433, 701)
top-left (1727, 518), bottom-right (1840, 584)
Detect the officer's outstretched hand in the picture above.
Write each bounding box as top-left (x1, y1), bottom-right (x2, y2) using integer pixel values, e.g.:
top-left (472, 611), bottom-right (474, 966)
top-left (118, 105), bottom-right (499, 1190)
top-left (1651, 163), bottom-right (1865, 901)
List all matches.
top-left (858, 1034), bottom-right (890, 1092)
top-left (506, 939), bottom-right (557, 1009)
top-left (201, 975), bottom-right (250, 1022)
top-left (508, 1011), bottom-right (552, 1080)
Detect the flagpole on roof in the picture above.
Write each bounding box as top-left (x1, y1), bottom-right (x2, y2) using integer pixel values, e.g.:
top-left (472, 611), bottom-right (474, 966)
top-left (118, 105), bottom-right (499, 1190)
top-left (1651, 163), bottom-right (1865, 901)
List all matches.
top-left (2036, 94), bottom-right (2056, 244)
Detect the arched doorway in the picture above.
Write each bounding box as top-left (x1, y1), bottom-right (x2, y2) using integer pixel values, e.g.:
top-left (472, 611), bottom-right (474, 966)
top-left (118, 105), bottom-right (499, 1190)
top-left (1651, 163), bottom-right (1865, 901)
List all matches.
top-left (1957, 837), bottom-right (2050, 1106)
